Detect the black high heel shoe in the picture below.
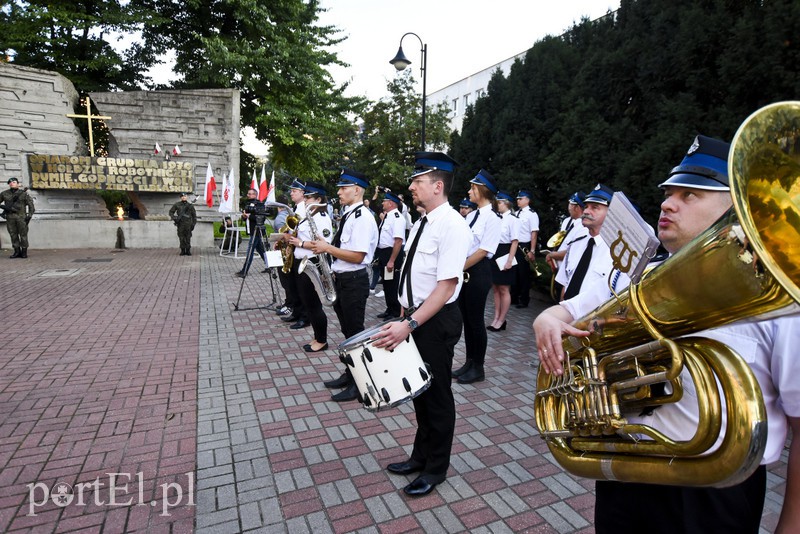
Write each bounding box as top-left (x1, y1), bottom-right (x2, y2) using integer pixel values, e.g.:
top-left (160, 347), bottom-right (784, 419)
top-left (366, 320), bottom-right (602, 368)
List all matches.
top-left (486, 321), bottom-right (507, 332)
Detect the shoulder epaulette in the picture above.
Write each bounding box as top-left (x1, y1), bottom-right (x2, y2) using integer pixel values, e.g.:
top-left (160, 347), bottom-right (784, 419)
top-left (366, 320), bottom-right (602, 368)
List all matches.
top-left (566, 235), bottom-right (588, 247)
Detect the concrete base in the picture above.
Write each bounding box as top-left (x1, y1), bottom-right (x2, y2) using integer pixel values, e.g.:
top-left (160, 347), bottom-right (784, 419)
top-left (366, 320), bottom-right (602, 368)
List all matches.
top-left (3, 220), bottom-right (214, 249)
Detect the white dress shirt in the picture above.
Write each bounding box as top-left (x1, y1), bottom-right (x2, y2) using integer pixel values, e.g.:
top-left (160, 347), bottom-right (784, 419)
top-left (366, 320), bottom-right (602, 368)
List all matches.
top-left (332, 202), bottom-right (378, 273)
top-left (517, 206), bottom-right (540, 243)
top-left (377, 208), bottom-right (406, 249)
top-left (465, 203), bottom-right (501, 259)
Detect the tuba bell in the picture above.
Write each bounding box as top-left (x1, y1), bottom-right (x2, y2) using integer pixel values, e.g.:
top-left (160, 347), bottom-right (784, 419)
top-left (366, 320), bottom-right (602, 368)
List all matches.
top-left (547, 229), bottom-right (568, 249)
top-left (535, 101), bottom-right (800, 488)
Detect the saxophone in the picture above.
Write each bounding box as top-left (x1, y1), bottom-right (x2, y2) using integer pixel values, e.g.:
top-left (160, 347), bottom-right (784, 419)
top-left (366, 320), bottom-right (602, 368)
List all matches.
top-left (297, 204), bottom-right (337, 306)
top-left (278, 213), bottom-right (299, 273)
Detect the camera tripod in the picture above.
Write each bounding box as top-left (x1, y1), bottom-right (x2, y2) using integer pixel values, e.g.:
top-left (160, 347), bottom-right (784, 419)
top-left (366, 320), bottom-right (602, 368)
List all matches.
top-left (232, 223), bottom-right (284, 312)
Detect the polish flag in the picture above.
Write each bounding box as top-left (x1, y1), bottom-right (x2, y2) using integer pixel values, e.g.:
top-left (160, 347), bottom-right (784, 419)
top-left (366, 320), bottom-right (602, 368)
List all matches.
top-left (266, 170), bottom-right (276, 203)
top-left (154, 142), bottom-right (162, 155)
top-left (204, 163), bottom-right (216, 207)
top-left (250, 169), bottom-right (258, 192)
top-left (172, 145), bottom-right (182, 156)
top-left (258, 165), bottom-right (268, 201)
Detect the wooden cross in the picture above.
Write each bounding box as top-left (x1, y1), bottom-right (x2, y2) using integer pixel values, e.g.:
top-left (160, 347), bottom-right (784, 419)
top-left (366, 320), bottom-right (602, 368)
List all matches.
top-left (66, 96), bottom-right (111, 157)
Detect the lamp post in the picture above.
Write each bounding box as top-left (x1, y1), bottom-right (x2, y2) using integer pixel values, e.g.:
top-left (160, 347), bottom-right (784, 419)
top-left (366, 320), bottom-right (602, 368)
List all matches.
top-left (390, 32), bottom-right (427, 150)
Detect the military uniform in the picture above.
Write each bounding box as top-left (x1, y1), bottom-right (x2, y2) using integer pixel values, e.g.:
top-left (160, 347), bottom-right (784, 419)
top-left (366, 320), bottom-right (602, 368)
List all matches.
top-left (0, 178), bottom-right (35, 258)
top-left (168, 194), bottom-right (197, 255)
top-left (374, 192), bottom-right (406, 318)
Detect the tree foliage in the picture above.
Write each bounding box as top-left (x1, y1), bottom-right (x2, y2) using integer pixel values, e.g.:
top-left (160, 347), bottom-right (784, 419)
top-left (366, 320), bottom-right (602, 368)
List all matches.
top-left (0, 0), bottom-right (161, 91)
top-left (451, 0), bottom-right (800, 238)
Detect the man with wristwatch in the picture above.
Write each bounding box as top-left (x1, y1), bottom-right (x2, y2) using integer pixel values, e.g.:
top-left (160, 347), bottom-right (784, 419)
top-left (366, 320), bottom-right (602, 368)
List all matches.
top-left (372, 151), bottom-right (471, 497)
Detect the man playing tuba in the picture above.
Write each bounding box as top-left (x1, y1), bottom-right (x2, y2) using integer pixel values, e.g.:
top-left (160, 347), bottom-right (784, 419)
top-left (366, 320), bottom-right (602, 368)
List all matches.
top-left (533, 134), bottom-right (800, 533)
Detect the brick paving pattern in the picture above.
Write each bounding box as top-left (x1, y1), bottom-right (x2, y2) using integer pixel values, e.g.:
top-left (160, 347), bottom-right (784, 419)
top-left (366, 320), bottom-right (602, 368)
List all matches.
top-left (0, 248), bottom-right (788, 532)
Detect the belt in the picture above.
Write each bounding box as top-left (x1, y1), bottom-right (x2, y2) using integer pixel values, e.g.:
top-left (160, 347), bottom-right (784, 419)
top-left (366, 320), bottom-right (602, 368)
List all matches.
top-left (333, 267), bottom-right (367, 280)
top-left (403, 301), bottom-right (458, 317)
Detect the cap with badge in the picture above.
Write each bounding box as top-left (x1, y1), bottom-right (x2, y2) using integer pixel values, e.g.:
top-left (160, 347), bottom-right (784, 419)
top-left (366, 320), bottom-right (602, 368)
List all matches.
top-left (569, 191), bottom-right (586, 208)
top-left (383, 191), bottom-right (402, 205)
top-left (459, 198), bottom-right (477, 209)
top-left (303, 180), bottom-right (327, 197)
top-left (7, 177), bottom-right (19, 185)
top-left (496, 190), bottom-right (514, 203)
top-left (289, 179), bottom-right (306, 190)
top-left (516, 190), bottom-right (532, 199)
top-left (337, 169), bottom-right (370, 188)
top-left (584, 184), bottom-right (614, 206)
top-left (410, 151), bottom-right (459, 179)
top-left (659, 135), bottom-right (730, 191)
top-left (469, 169), bottom-right (498, 194)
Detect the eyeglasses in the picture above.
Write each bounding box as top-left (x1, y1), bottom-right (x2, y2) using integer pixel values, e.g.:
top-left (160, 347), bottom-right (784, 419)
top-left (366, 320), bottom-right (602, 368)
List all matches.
top-left (409, 177), bottom-right (441, 186)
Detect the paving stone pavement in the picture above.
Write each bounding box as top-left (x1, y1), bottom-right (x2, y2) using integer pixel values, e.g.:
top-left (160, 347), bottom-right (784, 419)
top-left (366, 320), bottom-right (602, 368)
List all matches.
top-left (0, 248), bottom-right (788, 533)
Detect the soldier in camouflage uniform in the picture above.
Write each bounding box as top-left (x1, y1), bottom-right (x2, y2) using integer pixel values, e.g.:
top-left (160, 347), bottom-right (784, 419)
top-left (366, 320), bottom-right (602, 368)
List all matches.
top-left (168, 192), bottom-right (197, 256)
top-left (0, 177), bottom-right (35, 258)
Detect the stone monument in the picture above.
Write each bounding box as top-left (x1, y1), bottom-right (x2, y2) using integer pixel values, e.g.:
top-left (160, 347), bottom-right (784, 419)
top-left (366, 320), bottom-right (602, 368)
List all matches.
top-left (0, 62), bottom-right (241, 248)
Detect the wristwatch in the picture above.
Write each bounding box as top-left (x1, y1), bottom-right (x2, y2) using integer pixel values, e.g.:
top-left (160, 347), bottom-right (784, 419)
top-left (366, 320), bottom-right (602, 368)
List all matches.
top-left (405, 316), bottom-right (419, 331)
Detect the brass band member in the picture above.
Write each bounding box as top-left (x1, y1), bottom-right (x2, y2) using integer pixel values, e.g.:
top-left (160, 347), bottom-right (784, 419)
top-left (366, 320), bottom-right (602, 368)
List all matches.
top-left (487, 190), bottom-right (520, 331)
top-left (453, 169), bottom-right (501, 384)
top-left (279, 180), bottom-right (309, 329)
top-left (372, 151), bottom-right (471, 497)
top-left (286, 181), bottom-right (333, 352)
top-left (458, 197), bottom-right (477, 218)
top-left (309, 169), bottom-right (378, 402)
top-left (533, 135), bottom-right (800, 533)
top-left (374, 190), bottom-right (406, 319)
top-left (511, 189), bottom-right (539, 308)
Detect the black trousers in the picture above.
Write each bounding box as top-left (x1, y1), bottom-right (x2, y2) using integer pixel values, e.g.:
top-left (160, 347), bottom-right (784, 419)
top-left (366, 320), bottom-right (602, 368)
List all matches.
top-left (409, 302), bottom-right (462, 477)
top-left (296, 266), bottom-right (327, 344)
top-left (374, 247), bottom-right (404, 316)
top-left (242, 230), bottom-right (266, 274)
top-left (512, 241), bottom-right (531, 305)
top-left (457, 258), bottom-right (491, 365)
top-left (285, 259), bottom-right (307, 320)
top-left (595, 465), bottom-right (766, 534)
top-left (332, 269), bottom-right (369, 339)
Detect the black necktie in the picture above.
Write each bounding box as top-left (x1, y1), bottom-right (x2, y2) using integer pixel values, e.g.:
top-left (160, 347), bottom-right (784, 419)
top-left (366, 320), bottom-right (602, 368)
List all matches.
top-left (564, 237), bottom-right (595, 299)
top-left (565, 219), bottom-right (574, 235)
top-left (469, 209), bottom-right (480, 228)
top-left (398, 216), bottom-right (428, 304)
top-left (331, 206), bottom-right (356, 248)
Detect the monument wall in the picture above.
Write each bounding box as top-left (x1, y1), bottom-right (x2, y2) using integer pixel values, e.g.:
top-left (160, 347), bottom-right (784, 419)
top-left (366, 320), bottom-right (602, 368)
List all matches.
top-left (0, 62), bottom-right (242, 249)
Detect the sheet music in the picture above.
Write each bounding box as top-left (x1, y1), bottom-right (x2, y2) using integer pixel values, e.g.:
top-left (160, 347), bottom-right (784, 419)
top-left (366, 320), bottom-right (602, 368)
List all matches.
top-left (600, 192), bottom-right (660, 284)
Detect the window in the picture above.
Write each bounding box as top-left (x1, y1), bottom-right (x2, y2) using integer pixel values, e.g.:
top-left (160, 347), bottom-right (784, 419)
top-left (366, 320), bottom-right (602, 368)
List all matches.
top-left (463, 94), bottom-right (470, 108)
top-left (451, 98), bottom-right (458, 114)
top-left (475, 88), bottom-right (484, 99)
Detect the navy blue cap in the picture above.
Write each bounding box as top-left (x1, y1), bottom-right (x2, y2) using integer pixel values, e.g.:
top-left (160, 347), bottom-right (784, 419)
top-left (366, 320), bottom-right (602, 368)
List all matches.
top-left (569, 191), bottom-right (585, 208)
top-left (469, 169), bottom-right (498, 194)
top-left (7, 177), bottom-right (19, 184)
top-left (411, 151), bottom-right (459, 178)
top-left (304, 180), bottom-right (327, 197)
top-left (289, 179), bottom-right (306, 190)
top-left (384, 191), bottom-right (402, 205)
top-left (516, 190), bottom-right (532, 199)
top-left (584, 184), bottom-right (614, 206)
top-left (497, 190), bottom-right (514, 203)
top-left (659, 135), bottom-right (730, 191)
top-left (337, 169), bottom-right (370, 188)
top-left (459, 198), bottom-right (477, 209)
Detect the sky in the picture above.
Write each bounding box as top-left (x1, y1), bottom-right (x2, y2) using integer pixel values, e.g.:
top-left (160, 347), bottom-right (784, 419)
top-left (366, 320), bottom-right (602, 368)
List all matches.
top-left (317, 0), bottom-right (620, 102)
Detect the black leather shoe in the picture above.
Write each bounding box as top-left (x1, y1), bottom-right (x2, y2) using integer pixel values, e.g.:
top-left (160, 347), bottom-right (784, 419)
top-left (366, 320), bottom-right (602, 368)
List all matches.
top-left (281, 315), bottom-right (300, 322)
top-left (487, 321), bottom-right (507, 332)
top-left (387, 460), bottom-right (424, 475)
top-left (262, 268), bottom-right (270, 273)
top-left (457, 365), bottom-right (485, 384)
top-left (376, 311), bottom-right (391, 319)
top-left (324, 373), bottom-right (350, 389)
top-left (276, 306), bottom-right (292, 316)
top-left (303, 342), bottom-right (328, 353)
top-left (515, 303), bottom-right (528, 309)
top-left (403, 475), bottom-right (444, 497)
top-left (331, 383), bottom-right (359, 402)
top-left (290, 319), bottom-right (309, 329)
top-left (452, 360), bottom-right (472, 378)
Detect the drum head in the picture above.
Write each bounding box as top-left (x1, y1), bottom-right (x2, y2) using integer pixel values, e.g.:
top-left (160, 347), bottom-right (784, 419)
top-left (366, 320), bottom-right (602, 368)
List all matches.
top-left (338, 318), bottom-right (403, 350)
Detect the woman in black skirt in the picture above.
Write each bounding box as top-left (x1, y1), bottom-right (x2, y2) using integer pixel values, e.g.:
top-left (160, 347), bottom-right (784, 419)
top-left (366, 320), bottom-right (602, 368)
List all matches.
top-left (488, 191), bottom-right (519, 331)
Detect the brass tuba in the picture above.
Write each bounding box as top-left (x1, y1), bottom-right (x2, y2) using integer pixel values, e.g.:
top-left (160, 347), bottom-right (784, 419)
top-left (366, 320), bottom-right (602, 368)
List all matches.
top-left (535, 101), bottom-right (800, 488)
top-left (547, 229), bottom-right (568, 249)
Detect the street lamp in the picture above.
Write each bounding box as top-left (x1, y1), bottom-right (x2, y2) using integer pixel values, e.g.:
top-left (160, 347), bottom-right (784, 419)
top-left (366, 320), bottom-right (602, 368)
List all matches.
top-left (390, 32), bottom-right (427, 150)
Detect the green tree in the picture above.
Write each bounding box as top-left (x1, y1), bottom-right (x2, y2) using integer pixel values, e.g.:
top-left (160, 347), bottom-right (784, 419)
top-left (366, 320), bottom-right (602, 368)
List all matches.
top-left (141, 0), bottom-right (363, 180)
top-left (0, 0), bottom-right (161, 92)
top-left (346, 71), bottom-right (452, 193)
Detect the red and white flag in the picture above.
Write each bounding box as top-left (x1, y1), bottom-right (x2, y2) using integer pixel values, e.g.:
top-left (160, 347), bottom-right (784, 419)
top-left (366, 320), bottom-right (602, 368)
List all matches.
top-left (154, 142), bottom-right (162, 155)
top-left (204, 163), bottom-right (216, 207)
top-left (258, 165), bottom-right (268, 201)
top-left (250, 169), bottom-right (258, 192)
top-left (218, 170), bottom-right (235, 213)
top-left (266, 170), bottom-right (276, 203)
top-left (172, 145), bottom-right (182, 156)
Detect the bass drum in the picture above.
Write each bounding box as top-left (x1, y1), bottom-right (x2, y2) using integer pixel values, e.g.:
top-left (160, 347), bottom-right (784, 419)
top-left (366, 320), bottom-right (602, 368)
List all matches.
top-left (338, 319), bottom-right (431, 412)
